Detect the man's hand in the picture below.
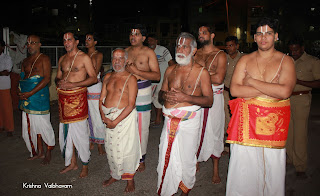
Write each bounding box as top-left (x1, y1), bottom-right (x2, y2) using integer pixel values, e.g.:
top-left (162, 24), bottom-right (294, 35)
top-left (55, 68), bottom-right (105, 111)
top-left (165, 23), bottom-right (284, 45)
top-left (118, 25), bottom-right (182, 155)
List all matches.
top-left (102, 117), bottom-right (117, 129)
top-left (125, 62), bottom-right (139, 75)
top-left (165, 88), bottom-right (188, 104)
top-left (243, 71), bottom-right (253, 86)
top-left (18, 91), bottom-right (33, 100)
top-left (58, 80), bottom-right (75, 90)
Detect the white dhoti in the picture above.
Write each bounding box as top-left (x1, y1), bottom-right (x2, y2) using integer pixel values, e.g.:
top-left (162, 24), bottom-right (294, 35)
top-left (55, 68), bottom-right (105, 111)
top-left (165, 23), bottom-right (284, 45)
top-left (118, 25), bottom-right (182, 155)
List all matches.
top-left (197, 84), bottom-right (225, 160)
top-left (157, 105), bottom-right (201, 196)
top-left (87, 81), bottom-right (105, 144)
top-left (151, 83), bottom-right (162, 109)
top-left (22, 111), bottom-right (55, 157)
top-left (102, 106), bottom-right (141, 180)
top-left (59, 120), bottom-right (91, 166)
top-left (136, 80), bottom-right (152, 161)
top-left (226, 144), bottom-right (286, 196)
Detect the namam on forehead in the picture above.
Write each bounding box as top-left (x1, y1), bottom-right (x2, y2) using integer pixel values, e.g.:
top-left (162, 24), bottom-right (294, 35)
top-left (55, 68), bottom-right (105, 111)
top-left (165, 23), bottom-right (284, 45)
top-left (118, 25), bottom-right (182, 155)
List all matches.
top-left (256, 25), bottom-right (273, 35)
top-left (64, 32), bottom-right (75, 41)
top-left (28, 35), bottom-right (40, 43)
top-left (131, 29), bottom-right (140, 36)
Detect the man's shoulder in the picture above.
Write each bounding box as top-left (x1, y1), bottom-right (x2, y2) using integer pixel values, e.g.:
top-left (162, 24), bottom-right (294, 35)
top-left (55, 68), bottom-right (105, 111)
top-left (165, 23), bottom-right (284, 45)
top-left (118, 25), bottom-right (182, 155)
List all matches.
top-left (303, 52), bottom-right (320, 62)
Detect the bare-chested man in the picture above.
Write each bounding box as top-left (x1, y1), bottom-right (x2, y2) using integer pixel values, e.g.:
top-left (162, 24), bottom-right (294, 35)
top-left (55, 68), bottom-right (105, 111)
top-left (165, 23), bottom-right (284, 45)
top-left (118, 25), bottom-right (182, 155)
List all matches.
top-left (100, 48), bottom-right (140, 193)
top-left (125, 24), bottom-right (160, 172)
top-left (157, 32), bottom-right (213, 196)
top-left (56, 32), bottom-right (97, 178)
top-left (226, 17), bottom-right (296, 196)
top-left (19, 35), bottom-right (55, 165)
top-left (194, 25), bottom-right (227, 184)
top-left (85, 32), bottom-right (106, 155)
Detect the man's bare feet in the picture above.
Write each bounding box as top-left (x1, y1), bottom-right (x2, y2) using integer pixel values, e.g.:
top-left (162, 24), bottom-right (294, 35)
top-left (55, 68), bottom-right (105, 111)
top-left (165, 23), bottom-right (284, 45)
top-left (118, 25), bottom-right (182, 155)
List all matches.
top-left (60, 164), bottom-right (78, 174)
top-left (90, 142), bottom-right (94, 150)
top-left (27, 154), bottom-right (45, 160)
top-left (102, 177), bottom-right (118, 187)
top-left (79, 165), bottom-right (88, 178)
top-left (212, 174), bottom-right (221, 184)
top-left (41, 150), bottom-right (52, 165)
top-left (137, 162), bottom-right (145, 172)
top-left (125, 180), bottom-right (135, 193)
top-left (98, 144), bottom-right (106, 155)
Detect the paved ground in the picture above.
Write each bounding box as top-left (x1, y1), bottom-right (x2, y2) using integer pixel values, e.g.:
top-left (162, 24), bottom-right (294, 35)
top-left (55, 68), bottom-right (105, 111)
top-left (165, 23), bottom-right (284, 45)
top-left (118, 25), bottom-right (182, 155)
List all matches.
top-left (1, 92), bottom-right (320, 196)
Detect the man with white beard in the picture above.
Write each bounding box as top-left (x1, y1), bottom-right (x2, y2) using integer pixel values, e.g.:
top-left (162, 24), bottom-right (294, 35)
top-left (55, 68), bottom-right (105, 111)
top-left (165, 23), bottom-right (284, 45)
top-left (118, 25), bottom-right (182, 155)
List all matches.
top-left (157, 32), bottom-right (213, 196)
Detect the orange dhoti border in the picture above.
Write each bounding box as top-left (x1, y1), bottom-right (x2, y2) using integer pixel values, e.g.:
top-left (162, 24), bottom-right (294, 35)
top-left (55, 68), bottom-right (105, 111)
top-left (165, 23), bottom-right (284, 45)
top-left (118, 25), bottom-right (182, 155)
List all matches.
top-left (57, 87), bottom-right (88, 124)
top-left (226, 97), bottom-right (291, 149)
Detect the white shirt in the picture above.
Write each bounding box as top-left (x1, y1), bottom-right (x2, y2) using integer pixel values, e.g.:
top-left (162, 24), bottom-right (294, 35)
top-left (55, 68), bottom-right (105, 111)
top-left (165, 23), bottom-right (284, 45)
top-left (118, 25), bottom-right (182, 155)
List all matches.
top-left (0, 52), bottom-right (13, 89)
top-left (153, 45), bottom-right (173, 84)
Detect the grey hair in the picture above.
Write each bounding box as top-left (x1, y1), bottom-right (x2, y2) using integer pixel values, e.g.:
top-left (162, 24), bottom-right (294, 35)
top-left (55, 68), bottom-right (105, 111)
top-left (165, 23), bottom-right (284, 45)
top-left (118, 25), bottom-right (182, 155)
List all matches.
top-left (176, 32), bottom-right (197, 49)
top-left (111, 48), bottom-right (128, 60)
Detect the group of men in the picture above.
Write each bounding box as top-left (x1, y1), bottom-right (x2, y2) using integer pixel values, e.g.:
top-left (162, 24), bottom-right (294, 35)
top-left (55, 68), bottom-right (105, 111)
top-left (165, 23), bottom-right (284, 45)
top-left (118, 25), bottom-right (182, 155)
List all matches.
top-left (1, 16), bottom-right (319, 196)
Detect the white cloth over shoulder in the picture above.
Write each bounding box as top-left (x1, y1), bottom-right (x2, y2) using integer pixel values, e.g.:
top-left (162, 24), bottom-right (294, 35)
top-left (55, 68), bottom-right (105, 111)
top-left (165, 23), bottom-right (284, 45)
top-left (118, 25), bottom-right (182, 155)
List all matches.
top-left (198, 84), bottom-right (225, 161)
top-left (226, 144), bottom-right (286, 196)
top-left (157, 105), bottom-right (201, 196)
top-left (22, 112), bottom-right (55, 157)
top-left (102, 106), bottom-right (141, 180)
top-left (59, 120), bottom-right (91, 166)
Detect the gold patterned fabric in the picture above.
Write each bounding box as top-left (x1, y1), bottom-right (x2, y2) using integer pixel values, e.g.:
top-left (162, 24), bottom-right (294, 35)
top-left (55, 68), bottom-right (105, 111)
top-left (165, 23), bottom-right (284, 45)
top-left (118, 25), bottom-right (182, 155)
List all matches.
top-left (57, 87), bottom-right (88, 124)
top-left (226, 97), bottom-right (290, 149)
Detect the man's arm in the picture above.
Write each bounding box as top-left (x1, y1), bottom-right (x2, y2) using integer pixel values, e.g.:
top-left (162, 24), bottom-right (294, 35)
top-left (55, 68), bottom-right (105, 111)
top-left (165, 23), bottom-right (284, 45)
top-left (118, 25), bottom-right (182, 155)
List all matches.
top-left (126, 49), bottom-right (160, 81)
top-left (230, 56), bottom-right (264, 98)
top-left (99, 73), bottom-right (111, 123)
top-left (107, 76), bottom-right (138, 128)
top-left (93, 52), bottom-right (103, 75)
top-left (165, 68), bottom-right (213, 107)
top-left (19, 56), bottom-right (52, 99)
top-left (210, 52), bottom-right (227, 85)
top-left (244, 55), bottom-right (296, 99)
top-left (158, 66), bottom-right (172, 104)
top-left (55, 57), bottom-right (64, 86)
top-left (297, 79), bottom-right (320, 88)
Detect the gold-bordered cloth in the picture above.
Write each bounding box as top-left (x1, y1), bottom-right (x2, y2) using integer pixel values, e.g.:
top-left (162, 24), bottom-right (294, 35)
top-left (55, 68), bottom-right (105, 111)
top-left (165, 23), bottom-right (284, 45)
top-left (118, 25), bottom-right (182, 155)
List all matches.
top-left (57, 87), bottom-right (88, 124)
top-left (226, 97), bottom-right (290, 149)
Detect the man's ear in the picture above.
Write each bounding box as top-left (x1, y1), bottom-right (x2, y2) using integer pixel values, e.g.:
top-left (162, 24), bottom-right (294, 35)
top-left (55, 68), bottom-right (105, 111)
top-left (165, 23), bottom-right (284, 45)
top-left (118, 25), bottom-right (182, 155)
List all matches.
top-left (192, 48), bottom-right (197, 56)
top-left (94, 41), bottom-right (97, 45)
top-left (142, 36), bottom-right (146, 42)
top-left (211, 33), bottom-right (215, 40)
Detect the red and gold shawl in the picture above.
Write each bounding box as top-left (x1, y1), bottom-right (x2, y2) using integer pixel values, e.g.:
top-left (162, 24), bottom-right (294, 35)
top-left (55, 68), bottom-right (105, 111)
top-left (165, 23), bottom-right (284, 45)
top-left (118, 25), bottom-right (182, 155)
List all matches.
top-left (57, 87), bottom-right (88, 124)
top-left (226, 97), bottom-right (290, 149)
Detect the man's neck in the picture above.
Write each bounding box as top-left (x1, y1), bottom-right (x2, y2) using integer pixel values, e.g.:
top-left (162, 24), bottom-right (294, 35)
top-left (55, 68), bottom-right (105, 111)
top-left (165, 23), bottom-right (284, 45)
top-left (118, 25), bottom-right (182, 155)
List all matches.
top-left (87, 47), bottom-right (96, 54)
top-left (229, 51), bottom-right (238, 59)
top-left (30, 51), bottom-right (41, 58)
top-left (202, 43), bottom-right (217, 53)
top-left (257, 48), bottom-right (276, 58)
top-left (67, 48), bottom-right (79, 57)
top-left (132, 44), bottom-right (143, 50)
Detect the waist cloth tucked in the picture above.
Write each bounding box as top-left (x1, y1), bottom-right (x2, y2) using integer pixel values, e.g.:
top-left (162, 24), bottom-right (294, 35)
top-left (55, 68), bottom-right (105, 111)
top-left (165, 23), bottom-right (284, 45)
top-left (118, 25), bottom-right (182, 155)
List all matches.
top-left (226, 97), bottom-right (291, 149)
top-left (19, 73), bottom-right (50, 115)
top-left (157, 105), bottom-right (201, 196)
top-left (102, 105), bottom-right (141, 180)
top-left (57, 87), bottom-right (88, 124)
top-left (197, 83), bottom-right (225, 161)
top-left (87, 81), bottom-right (105, 144)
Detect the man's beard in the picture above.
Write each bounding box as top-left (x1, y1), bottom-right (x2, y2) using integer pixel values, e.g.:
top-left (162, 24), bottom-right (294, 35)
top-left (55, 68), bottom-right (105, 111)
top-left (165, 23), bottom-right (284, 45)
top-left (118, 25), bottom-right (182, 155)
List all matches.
top-left (175, 52), bottom-right (193, 66)
top-left (199, 39), bottom-right (210, 47)
top-left (113, 64), bottom-right (125, 72)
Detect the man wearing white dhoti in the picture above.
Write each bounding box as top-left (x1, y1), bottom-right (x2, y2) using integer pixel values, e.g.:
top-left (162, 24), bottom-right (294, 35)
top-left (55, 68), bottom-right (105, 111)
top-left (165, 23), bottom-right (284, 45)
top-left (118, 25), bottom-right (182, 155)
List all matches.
top-left (226, 17), bottom-right (296, 195)
top-left (157, 32), bottom-right (213, 196)
top-left (19, 35), bottom-right (55, 165)
top-left (100, 48), bottom-right (140, 193)
top-left (56, 32), bottom-right (97, 178)
top-left (194, 25), bottom-right (227, 184)
top-left (85, 32), bottom-right (105, 155)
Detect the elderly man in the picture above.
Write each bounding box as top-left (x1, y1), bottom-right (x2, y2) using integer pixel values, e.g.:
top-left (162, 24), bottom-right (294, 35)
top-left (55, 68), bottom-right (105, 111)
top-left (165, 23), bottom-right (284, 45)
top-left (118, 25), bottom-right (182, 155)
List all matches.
top-left (56, 32), bottom-right (97, 178)
top-left (100, 48), bottom-right (141, 193)
top-left (157, 32), bottom-right (213, 196)
top-left (19, 35), bottom-right (55, 164)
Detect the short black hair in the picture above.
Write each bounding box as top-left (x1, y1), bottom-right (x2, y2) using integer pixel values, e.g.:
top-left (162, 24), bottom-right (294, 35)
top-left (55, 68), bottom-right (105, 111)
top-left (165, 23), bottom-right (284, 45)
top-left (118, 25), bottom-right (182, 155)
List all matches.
top-left (86, 32), bottom-right (99, 42)
top-left (147, 33), bottom-right (157, 40)
top-left (255, 17), bottom-right (279, 33)
top-left (200, 25), bottom-right (215, 34)
top-left (131, 24), bottom-right (147, 36)
top-left (288, 36), bottom-right (304, 47)
top-left (0, 40), bottom-right (5, 47)
top-left (225, 36), bottom-right (238, 44)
